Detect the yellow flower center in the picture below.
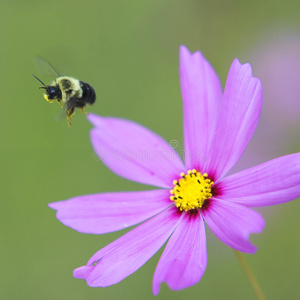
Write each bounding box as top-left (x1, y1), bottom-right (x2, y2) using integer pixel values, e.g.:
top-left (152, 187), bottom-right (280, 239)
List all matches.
top-left (170, 169), bottom-right (214, 211)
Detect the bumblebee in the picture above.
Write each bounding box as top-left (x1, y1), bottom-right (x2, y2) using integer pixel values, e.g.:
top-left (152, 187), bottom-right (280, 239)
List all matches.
top-left (33, 60), bottom-right (96, 126)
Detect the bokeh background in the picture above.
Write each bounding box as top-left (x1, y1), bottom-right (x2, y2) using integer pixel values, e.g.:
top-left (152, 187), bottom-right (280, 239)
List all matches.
top-left (1, 0), bottom-right (300, 299)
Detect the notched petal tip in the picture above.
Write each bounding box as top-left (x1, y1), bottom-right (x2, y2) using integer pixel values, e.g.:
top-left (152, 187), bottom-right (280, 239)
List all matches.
top-left (179, 44), bottom-right (194, 57)
top-left (86, 113), bottom-right (104, 127)
top-left (202, 199), bottom-right (265, 254)
top-left (48, 202), bottom-right (59, 210)
top-left (152, 284), bottom-right (160, 296)
top-left (73, 265), bottom-right (94, 280)
top-left (232, 58), bottom-right (262, 84)
top-left (243, 216), bottom-right (265, 255)
top-left (253, 214), bottom-right (265, 234)
top-left (48, 200), bottom-right (70, 211)
top-left (179, 44), bottom-right (206, 65)
top-left (231, 58), bottom-right (252, 76)
top-left (179, 44), bottom-right (189, 53)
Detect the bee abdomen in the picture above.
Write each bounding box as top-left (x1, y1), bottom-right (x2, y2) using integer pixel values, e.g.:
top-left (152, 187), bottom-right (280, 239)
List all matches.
top-left (80, 81), bottom-right (96, 105)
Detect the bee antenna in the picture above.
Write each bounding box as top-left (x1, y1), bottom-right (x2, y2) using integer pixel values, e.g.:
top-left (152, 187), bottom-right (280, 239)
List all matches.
top-left (32, 74), bottom-right (47, 87)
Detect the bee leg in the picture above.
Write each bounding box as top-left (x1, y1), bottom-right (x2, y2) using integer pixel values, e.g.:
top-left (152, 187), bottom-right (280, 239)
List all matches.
top-left (80, 107), bottom-right (87, 115)
top-left (66, 107), bottom-right (75, 126)
top-left (57, 99), bottom-right (63, 108)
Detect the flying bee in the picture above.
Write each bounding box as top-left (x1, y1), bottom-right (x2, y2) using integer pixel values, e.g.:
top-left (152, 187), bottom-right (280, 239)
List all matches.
top-left (32, 58), bottom-right (96, 126)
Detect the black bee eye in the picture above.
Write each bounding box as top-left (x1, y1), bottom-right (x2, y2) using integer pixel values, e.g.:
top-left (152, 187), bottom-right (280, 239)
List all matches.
top-left (48, 86), bottom-right (57, 96)
top-left (46, 86), bottom-right (61, 100)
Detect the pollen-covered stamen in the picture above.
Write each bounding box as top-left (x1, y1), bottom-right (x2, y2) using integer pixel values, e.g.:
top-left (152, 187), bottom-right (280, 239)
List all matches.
top-left (170, 169), bottom-right (214, 211)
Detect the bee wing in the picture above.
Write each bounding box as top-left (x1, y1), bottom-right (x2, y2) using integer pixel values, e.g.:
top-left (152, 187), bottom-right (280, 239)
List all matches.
top-left (34, 56), bottom-right (61, 78)
top-left (55, 101), bottom-right (68, 121)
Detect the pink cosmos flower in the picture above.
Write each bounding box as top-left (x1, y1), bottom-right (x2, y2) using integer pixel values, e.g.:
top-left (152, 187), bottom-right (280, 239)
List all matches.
top-left (49, 46), bottom-right (300, 294)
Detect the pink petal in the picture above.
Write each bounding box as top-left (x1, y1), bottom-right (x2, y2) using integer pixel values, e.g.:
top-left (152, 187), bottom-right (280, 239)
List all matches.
top-left (49, 189), bottom-right (172, 234)
top-left (180, 45), bottom-right (223, 170)
top-left (201, 199), bottom-right (265, 254)
top-left (204, 59), bottom-right (262, 181)
top-left (74, 207), bottom-right (181, 287)
top-left (88, 114), bottom-right (184, 188)
top-left (216, 153), bottom-right (300, 207)
top-left (152, 210), bottom-right (206, 295)
top-left (73, 266), bottom-right (93, 279)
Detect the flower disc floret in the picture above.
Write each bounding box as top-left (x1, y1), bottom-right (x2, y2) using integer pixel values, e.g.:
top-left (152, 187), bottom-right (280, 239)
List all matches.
top-left (170, 169), bottom-right (214, 211)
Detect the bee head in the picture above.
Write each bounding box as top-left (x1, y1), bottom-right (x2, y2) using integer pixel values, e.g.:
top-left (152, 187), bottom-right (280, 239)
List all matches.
top-left (44, 86), bottom-right (61, 101)
top-left (32, 74), bottom-right (61, 102)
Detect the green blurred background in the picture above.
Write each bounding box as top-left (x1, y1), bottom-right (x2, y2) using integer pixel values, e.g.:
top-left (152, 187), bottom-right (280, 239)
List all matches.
top-left (1, 0), bottom-right (300, 299)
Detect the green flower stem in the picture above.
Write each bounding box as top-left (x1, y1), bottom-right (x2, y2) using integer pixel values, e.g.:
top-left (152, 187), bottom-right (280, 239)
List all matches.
top-left (233, 250), bottom-right (266, 300)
